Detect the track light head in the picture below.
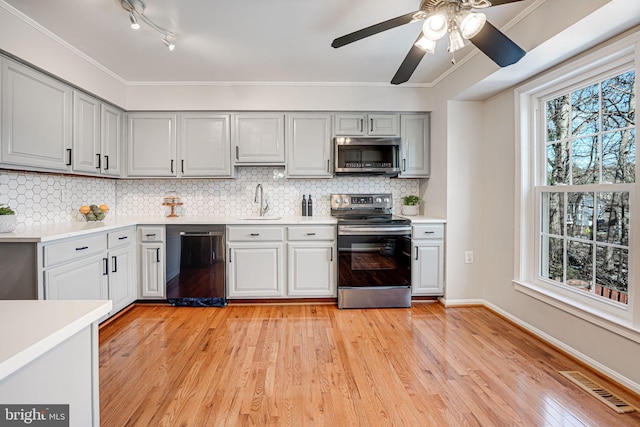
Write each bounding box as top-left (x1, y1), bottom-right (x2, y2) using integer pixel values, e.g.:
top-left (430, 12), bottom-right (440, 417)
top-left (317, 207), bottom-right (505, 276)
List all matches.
top-left (129, 13), bottom-right (140, 30)
top-left (162, 38), bottom-right (175, 51)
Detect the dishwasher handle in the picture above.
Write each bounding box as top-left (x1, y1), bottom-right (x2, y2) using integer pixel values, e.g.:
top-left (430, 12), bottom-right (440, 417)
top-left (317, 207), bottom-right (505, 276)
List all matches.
top-left (179, 231), bottom-right (223, 237)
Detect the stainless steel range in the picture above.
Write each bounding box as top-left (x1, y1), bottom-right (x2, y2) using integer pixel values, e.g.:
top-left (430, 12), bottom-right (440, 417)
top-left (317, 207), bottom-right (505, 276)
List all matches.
top-left (331, 193), bottom-right (412, 309)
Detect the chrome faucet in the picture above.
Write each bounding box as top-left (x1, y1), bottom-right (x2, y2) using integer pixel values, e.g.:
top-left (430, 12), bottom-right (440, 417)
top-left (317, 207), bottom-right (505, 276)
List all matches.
top-left (254, 184), bottom-right (269, 216)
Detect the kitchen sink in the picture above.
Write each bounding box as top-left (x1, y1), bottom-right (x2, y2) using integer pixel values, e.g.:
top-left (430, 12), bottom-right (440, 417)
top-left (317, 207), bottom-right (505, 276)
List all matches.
top-left (237, 216), bottom-right (282, 220)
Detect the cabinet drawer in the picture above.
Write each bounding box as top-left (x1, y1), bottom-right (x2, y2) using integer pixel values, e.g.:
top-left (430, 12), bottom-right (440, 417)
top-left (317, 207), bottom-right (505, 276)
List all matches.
top-left (108, 227), bottom-right (135, 249)
top-left (138, 226), bottom-right (165, 242)
top-left (287, 226), bottom-right (335, 241)
top-left (227, 226), bottom-right (284, 242)
top-left (43, 233), bottom-right (107, 268)
top-left (412, 224), bottom-right (444, 239)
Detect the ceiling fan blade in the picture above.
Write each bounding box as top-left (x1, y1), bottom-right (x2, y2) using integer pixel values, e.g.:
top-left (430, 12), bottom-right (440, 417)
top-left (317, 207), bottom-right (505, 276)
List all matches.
top-left (470, 21), bottom-right (525, 67)
top-left (332, 12), bottom-right (419, 48)
top-left (489, 0), bottom-right (527, 5)
top-left (390, 35), bottom-right (427, 85)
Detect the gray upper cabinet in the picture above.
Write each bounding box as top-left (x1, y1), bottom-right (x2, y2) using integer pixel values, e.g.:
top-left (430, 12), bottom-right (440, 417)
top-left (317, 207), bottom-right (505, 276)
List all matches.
top-left (399, 114), bottom-right (430, 178)
top-left (179, 113), bottom-right (232, 177)
top-left (72, 91), bottom-right (101, 175)
top-left (286, 113), bottom-right (332, 178)
top-left (334, 113), bottom-right (399, 136)
top-left (1, 58), bottom-right (72, 172)
top-left (100, 104), bottom-right (124, 177)
top-left (127, 112), bottom-right (177, 177)
top-left (233, 113), bottom-right (285, 164)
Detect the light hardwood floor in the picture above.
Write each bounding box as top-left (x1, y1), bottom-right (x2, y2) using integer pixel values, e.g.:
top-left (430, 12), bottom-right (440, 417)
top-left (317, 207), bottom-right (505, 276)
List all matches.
top-left (99, 303), bottom-right (640, 426)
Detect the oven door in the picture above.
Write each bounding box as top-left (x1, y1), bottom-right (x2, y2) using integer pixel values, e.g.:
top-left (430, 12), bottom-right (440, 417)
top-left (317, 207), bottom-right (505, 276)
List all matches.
top-left (337, 225), bottom-right (411, 289)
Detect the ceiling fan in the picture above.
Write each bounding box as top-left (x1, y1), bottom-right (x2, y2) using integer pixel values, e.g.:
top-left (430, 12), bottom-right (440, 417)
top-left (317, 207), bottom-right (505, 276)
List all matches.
top-left (331, 0), bottom-right (526, 85)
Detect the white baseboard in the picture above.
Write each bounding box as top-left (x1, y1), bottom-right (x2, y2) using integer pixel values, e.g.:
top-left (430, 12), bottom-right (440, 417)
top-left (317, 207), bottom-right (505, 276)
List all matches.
top-left (440, 298), bottom-right (485, 306)
top-left (482, 300), bottom-right (640, 395)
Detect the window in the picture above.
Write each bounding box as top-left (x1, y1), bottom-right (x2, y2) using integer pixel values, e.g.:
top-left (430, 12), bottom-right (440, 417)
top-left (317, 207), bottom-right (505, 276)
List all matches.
top-left (515, 33), bottom-right (639, 331)
top-left (540, 70), bottom-right (634, 305)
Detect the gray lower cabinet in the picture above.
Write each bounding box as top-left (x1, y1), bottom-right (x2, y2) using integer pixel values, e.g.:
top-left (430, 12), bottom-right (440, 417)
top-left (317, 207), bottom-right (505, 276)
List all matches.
top-left (1, 57), bottom-right (72, 172)
top-left (138, 226), bottom-right (166, 299)
top-left (411, 223), bottom-right (445, 296)
top-left (42, 227), bottom-right (137, 318)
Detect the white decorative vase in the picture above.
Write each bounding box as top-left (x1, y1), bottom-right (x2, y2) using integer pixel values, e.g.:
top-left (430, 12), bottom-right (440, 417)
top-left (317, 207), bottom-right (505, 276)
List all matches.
top-left (401, 205), bottom-right (419, 216)
top-left (0, 215), bottom-right (17, 233)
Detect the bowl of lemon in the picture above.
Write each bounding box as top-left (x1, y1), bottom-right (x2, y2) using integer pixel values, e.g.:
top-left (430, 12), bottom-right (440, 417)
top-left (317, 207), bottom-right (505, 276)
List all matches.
top-left (79, 204), bottom-right (109, 221)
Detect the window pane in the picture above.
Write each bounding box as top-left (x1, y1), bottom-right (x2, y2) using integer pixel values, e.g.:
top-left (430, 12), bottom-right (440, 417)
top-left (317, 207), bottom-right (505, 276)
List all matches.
top-left (567, 241), bottom-right (593, 290)
top-left (547, 95), bottom-right (570, 142)
top-left (542, 192), bottom-right (564, 235)
top-left (602, 129), bottom-right (635, 183)
top-left (602, 71), bottom-right (635, 131)
top-left (547, 142), bottom-right (569, 185)
top-left (572, 84), bottom-right (599, 136)
top-left (541, 235), bottom-right (564, 282)
top-left (572, 136), bottom-right (599, 184)
top-left (596, 192), bottom-right (630, 246)
top-left (595, 246), bottom-right (628, 304)
top-left (567, 192), bottom-right (593, 240)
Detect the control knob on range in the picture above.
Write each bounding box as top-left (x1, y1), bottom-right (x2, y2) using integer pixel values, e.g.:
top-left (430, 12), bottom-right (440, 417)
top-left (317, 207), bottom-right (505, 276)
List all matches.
top-left (375, 197), bottom-right (382, 203)
top-left (343, 198), bottom-right (349, 204)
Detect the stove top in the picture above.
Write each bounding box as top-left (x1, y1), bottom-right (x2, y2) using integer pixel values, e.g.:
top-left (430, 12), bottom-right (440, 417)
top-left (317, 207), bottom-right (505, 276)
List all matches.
top-left (330, 193), bottom-right (410, 225)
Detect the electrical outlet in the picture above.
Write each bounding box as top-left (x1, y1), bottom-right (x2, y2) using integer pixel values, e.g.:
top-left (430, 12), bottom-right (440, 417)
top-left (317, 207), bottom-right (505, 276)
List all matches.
top-left (465, 251), bottom-right (474, 264)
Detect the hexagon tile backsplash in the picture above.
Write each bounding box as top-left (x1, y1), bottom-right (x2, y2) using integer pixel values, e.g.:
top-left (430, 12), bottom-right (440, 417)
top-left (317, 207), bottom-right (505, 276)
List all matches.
top-left (1, 168), bottom-right (419, 228)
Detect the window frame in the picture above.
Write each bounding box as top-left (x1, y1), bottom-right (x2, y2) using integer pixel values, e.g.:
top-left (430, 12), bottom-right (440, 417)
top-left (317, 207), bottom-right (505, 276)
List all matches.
top-left (514, 32), bottom-right (640, 339)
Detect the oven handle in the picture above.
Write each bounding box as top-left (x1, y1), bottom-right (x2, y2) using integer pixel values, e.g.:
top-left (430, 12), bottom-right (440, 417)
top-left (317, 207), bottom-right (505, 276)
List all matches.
top-left (338, 226), bottom-right (411, 236)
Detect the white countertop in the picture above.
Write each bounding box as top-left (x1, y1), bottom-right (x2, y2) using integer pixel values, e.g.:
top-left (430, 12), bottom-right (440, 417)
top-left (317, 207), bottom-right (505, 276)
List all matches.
top-left (0, 300), bottom-right (112, 381)
top-left (0, 215), bottom-right (338, 242)
top-left (398, 215), bottom-right (447, 224)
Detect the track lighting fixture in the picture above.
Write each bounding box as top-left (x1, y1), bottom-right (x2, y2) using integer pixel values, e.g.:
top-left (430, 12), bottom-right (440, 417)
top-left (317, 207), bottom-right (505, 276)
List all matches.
top-left (120, 0), bottom-right (176, 51)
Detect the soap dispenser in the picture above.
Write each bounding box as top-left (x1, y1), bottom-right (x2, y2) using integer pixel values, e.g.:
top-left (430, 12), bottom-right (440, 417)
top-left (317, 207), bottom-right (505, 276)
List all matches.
top-left (307, 195), bottom-right (313, 216)
top-left (302, 195), bottom-right (307, 216)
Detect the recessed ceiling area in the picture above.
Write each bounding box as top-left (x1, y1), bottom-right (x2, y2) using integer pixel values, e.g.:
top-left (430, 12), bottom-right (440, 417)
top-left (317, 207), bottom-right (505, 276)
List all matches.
top-left (0, 0), bottom-right (535, 85)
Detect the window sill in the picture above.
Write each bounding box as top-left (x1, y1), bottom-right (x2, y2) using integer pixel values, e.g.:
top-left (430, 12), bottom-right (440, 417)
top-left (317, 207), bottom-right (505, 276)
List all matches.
top-left (513, 280), bottom-right (640, 344)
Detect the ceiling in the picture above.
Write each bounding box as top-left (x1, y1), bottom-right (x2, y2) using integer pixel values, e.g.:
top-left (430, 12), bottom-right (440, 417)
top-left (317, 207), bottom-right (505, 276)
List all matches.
top-left (1, 0), bottom-right (536, 85)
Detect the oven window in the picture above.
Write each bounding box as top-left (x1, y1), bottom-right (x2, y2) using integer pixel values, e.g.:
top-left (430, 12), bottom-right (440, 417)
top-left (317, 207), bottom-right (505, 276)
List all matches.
top-left (338, 234), bottom-right (411, 287)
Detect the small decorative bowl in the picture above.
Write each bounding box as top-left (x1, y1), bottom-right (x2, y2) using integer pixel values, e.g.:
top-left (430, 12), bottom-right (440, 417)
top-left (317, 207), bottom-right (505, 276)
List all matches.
top-left (79, 205), bottom-right (109, 222)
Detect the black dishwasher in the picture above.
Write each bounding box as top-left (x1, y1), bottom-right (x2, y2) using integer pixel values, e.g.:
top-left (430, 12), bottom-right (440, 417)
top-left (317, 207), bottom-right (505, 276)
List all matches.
top-left (165, 225), bottom-right (226, 307)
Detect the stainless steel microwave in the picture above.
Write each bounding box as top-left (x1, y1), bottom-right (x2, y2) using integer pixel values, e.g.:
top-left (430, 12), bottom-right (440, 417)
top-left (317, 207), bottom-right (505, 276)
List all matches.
top-left (334, 137), bottom-right (401, 176)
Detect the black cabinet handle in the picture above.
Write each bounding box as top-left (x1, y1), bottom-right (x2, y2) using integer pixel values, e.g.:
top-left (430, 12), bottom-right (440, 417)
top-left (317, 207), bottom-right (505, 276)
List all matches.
top-left (327, 159), bottom-right (330, 173)
top-left (359, 118), bottom-right (363, 133)
top-left (66, 149), bottom-right (72, 166)
top-left (403, 159), bottom-right (406, 172)
top-left (96, 154), bottom-right (101, 169)
top-left (170, 159), bottom-right (174, 173)
top-left (250, 233), bottom-right (260, 236)
top-left (118, 236), bottom-right (128, 240)
top-left (146, 233), bottom-right (156, 237)
top-left (112, 255), bottom-right (117, 273)
top-left (229, 248), bottom-right (232, 262)
top-left (424, 231), bottom-right (435, 234)
top-left (307, 232), bottom-right (316, 236)
top-left (235, 146), bottom-right (239, 161)
top-left (156, 248), bottom-right (160, 262)
top-left (370, 118), bottom-right (373, 132)
top-left (330, 247), bottom-right (333, 262)
top-left (75, 246), bottom-right (88, 251)
top-left (103, 258), bottom-right (108, 275)
top-left (181, 159), bottom-right (184, 174)
top-left (415, 247), bottom-right (419, 261)
top-left (104, 155), bottom-right (109, 170)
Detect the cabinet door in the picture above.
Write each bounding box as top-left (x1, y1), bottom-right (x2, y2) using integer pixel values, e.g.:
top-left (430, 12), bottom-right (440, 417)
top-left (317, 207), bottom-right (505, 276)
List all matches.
top-left (180, 113), bottom-right (232, 177)
top-left (109, 245), bottom-right (136, 313)
top-left (1, 59), bottom-right (72, 171)
top-left (368, 113), bottom-right (399, 136)
top-left (72, 91), bottom-right (101, 174)
top-left (101, 104), bottom-right (123, 177)
top-left (127, 113), bottom-right (177, 177)
top-left (139, 242), bottom-right (165, 298)
top-left (412, 241), bottom-right (444, 296)
top-left (227, 242), bottom-right (284, 297)
top-left (286, 113), bottom-right (332, 178)
top-left (45, 255), bottom-right (108, 300)
top-left (399, 114), bottom-right (430, 178)
top-left (233, 113), bottom-right (285, 163)
top-left (334, 113), bottom-right (366, 136)
top-left (287, 241), bottom-right (336, 297)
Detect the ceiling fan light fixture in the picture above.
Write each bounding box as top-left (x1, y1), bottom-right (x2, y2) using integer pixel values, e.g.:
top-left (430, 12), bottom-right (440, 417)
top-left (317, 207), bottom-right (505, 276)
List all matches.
top-left (422, 13), bottom-right (448, 40)
top-left (129, 12), bottom-right (140, 30)
top-left (448, 27), bottom-right (465, 53)
top-left (162, 37), bottom-right (175, 51)
top-left (457, 11), bottom-right (486, 39)
top-left (414, 35), bottom-right (437, 54)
